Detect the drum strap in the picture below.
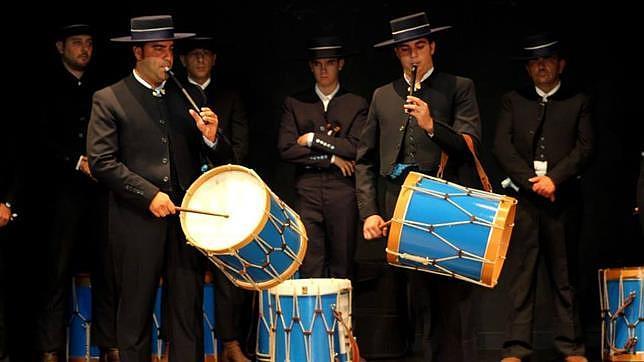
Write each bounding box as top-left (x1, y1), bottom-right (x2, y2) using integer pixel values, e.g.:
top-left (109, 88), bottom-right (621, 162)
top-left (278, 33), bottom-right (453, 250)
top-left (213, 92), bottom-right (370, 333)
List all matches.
top-left (333, 309), bottom-right (361, 362)
top-left (437, 134), bottom-right (492, 192)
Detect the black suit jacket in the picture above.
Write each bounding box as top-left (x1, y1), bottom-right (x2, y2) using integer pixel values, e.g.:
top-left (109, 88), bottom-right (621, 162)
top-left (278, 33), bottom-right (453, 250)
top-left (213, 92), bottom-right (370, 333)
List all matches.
top-left (198, 81), bottom-right (249, 164)
top-left (356, 71), bottom-right (482, 219)
top-left (277, 87), bottom-right (368, 177)
top-left (87, 74), bottom-right (232, 245)
top-left (493, 84), bottom-right (593, 196)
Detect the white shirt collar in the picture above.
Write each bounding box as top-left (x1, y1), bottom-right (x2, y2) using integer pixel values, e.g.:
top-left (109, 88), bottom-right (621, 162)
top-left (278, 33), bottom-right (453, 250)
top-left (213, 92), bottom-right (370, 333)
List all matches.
top-left (133, 69), bottom-right (166, 96)
top-left (315, 83), bottom-right (340, 111)
top-left (404, 67), bottom-right (433, 86)
top-left (535, 81), bottom-right (561, 102)
top-left (187, 76), bottom-right (211, 90)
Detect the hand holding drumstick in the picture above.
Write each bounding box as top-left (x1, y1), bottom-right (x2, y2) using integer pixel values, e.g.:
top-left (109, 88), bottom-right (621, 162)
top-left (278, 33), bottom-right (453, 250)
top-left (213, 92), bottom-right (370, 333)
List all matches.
top-left (363, 214), bottom-right (389, 239)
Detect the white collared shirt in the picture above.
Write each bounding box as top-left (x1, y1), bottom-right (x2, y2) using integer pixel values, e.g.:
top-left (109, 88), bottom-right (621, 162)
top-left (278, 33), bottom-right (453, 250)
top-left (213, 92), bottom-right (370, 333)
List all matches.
top-left (404, 67), bottom-right (433, 87)
top-left (133, 69), bottom-right (166, 96)
top-left (535, 81), bottom-right (561, 103)
top-left (188, 76), bottom-right (211, 90)
top-left (315, 83), bottom-right (340, 112)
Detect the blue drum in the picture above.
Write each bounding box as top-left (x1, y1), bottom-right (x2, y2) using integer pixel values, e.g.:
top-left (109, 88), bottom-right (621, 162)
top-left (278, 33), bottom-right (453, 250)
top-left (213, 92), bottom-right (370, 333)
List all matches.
top-left (599, 267), bottom-right (644, 361)
top-left (269, 279), bottom-right (357, 362)
top-left (151, 280), bottom-right (166, 362)
top-left (68, 274), bottom-right (100, 362)
top-left (256, 288), bottom-right (272, 362)
top-left (181, 165), bottom-right (308, 290)
top-left (203, 271), bottom-right (219, 362)
top-left (387, 172), bottom-right (517, 287)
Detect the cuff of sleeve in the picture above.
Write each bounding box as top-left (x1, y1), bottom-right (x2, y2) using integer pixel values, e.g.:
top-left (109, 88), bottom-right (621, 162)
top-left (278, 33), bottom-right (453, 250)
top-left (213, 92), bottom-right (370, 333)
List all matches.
top-left (75, 155), bottom-right (84, 170)
top-left (203, 135), bottom-right (218, 149)
top-left (306, 133), bottom-right (314, 147)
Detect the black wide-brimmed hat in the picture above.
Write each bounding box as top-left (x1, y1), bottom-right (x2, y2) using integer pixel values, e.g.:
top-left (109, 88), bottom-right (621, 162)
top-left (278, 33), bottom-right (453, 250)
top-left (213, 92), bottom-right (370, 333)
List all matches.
top-left (177, 36), bottom-right (220, 55)
top-left (374, 12), bottom-right (451, 48)
top-left (305, 36), bottom-right (355, 59)
top-left (111, 15), bottom-right (194, 43)
top-left (514, 32), bottom-right (562, 60)
top-left (56, 24), bottom-right (93, 41)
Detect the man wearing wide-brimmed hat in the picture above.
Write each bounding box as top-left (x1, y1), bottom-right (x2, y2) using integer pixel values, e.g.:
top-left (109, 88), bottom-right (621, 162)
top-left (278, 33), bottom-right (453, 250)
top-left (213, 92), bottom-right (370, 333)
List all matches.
top-left (87, 15), bottom-right (233, 362)
top-left (494, 33), bottom-right (592, 362)
top-left (34, 23), bottom-right (110, 362)
top-left (355, 11), bottom-right (481, 361)
top-left (278, 35), bottom-right (368, 279)
top-left (178, 35), bottom-right (251, 362)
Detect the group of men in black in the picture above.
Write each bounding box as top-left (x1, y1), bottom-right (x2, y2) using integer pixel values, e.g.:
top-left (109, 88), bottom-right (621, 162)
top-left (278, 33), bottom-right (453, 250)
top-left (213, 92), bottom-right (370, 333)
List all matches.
top-left (1, 9), bottom-right (636, 362)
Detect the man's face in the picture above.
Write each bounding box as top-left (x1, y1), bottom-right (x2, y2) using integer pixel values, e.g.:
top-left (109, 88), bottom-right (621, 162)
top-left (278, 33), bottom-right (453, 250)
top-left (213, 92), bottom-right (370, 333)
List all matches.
top-left (526, 56), bottom-right (565, 90)
top-left (134, 40), bottom-right (174, 86)
top-left (309, 58), bottom-right (344, 88)
top-left (394, 38), bottom-right (435, 78)
top-left (180, 48), bottom-right (216, 81)
top-left (57, 35), bottom-right (93, 71)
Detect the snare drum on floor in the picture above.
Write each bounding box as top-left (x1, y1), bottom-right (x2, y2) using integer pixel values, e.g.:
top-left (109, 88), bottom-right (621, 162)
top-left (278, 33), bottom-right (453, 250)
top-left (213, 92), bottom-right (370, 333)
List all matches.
top-left (268, 278), bottom-right (357, 362)
top-left (68, 274), bottom-right (101, 362)
top-left (387, 172), bottom-right (517, 287)
top-left (180, 165), bottom-right (307, 290)
top-left (599, 267), bottom-right (644, 361)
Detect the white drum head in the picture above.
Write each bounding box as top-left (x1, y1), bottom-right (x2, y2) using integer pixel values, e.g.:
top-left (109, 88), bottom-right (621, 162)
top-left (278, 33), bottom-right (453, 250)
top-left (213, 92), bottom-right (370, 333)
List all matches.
top-left (181, 165), bottom-right (268, 252)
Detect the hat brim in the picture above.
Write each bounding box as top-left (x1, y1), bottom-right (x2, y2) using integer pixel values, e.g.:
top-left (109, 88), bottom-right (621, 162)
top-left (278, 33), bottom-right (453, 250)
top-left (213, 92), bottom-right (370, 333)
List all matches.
top-left (373, 26), bottom-right (451, 48)
top-left (110, 32), bottom-right (195, 43)
top-left (511, 47), bottom-right (561, 61)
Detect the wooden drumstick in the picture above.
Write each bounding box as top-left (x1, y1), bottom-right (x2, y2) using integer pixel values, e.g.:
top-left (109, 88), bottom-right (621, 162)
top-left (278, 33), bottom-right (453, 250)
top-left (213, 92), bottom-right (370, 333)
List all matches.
top-left (176, 207), bottom-right (229, 218)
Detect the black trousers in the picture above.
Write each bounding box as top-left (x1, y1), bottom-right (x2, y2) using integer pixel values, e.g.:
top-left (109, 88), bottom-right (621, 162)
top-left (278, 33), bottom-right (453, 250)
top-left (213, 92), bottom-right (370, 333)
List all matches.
top-left (111, 214), bottom-right (204, 362)
top-left (296, 172), bottom-right (358, 278)
top-left (501, 193), bottom-right (585, 358)
top-left (210, 265), bottom-right (253, 343)
top-left (0, 228), bottom-right (8, 358)
top-left (354, 176), bottom-right (477, 361)
top-left (35, 183), bottom-right (106, 352)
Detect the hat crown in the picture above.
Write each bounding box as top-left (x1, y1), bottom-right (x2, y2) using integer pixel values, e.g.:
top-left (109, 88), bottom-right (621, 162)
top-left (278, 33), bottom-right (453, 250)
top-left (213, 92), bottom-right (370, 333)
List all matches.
top-left (390, 12), bottom-right (430, 34)
top-left (308, 36), bottom-right (343, 50)
top-left (57, 24), bottom-right (92, 40)
top-left (518, 32), bottom-right (561, 60)
top-left (373, 11), bottom-right (451, 48)
top-left (131, 15), bottom-right (174, 32)
top-left (111, 15), bottom-right (194, 43)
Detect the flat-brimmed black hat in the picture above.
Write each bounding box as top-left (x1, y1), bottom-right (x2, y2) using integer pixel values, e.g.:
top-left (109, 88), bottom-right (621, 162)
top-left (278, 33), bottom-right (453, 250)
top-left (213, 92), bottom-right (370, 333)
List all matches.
top-left (111, 15), bottom-right (194, 43)
top-left (374, 12), bottom-right (451, 48)
top-left (56, 24), bottom-right (93, 41)
top-left (305, 36), bottom-right (355, 59)
top-left (514, 32), bottom-right (562, 60)
top-left (177, 36), bottom-right (219, 55)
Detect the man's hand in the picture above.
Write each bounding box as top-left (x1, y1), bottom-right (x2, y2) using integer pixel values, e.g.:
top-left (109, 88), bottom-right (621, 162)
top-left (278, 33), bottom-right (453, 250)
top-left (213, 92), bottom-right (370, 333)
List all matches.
top-left (404, 95), bottom-right (434, 133)
top-left (78, 156), bottom-right (96, 181)
top-left (149, 192), bottom-right (176, 218)
top-left (0, 203), bottom-right (10, 227)
top-left (297, 132), bottom-right (313, 146)
top-left (189, 107), bottom-right (219, 143)
top-left (529, 175), bottom-right (556, 202)
top-left (363, 214), bottom-right (387, 240)
top-left (332, 155), bottom-right (355, 177)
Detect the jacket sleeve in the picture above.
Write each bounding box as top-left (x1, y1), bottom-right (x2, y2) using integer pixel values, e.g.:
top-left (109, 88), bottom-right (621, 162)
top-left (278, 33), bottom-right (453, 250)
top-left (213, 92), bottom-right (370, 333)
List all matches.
top-left (87, 89), bottom-right (160, 211)
top-left (277, 97), bottom-right (331, 168)
top-left (429, 77), bottom-right (481, 161)
top-left (355, 95), bottom-right (380, 220)
top-left (309, 98), bottom-right (369, 159)
top-left (493, 94), bottom-right (537, 191)
top-left (547, 95), bottom-right (594, 185)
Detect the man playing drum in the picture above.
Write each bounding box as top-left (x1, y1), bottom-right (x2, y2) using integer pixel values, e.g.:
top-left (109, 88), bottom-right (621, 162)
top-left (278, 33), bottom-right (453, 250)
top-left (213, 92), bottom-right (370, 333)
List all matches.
top-left (87, 15), bottom-right (233, 361)
top-left (356, 11), bottom-right (483, 361)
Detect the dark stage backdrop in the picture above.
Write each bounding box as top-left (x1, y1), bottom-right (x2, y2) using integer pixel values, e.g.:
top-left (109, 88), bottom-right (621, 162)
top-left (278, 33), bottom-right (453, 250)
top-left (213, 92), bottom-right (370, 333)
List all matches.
top-left (2, 0), bottom-right (641, 360)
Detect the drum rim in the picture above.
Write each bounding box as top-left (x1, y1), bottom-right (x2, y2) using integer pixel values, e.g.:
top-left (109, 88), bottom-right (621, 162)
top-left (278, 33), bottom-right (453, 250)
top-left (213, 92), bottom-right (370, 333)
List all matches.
top-left (600, 267), bottom-right (644, 280)
top-left (268, 278), bottom-right (352, 295)
top-left (180, 164), bottom-right (271, 253)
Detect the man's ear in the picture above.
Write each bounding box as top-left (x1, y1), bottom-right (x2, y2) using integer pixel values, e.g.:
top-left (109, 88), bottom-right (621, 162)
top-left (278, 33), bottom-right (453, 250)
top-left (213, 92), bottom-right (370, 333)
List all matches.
top-left (558, 58), bottom-right (567, 75)
top-left (179, 55), bottom-right (186, 67)
top-left (338, 58), bottom-right (345, 71)
top-left (133, 46), bottom-right (143, 61)
top-left (56, 40), bottom-right (64, 55)
top-left (212, 53), bottom-right (217, 66)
